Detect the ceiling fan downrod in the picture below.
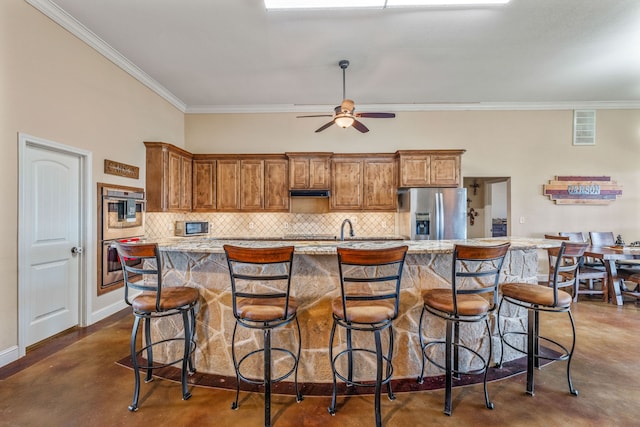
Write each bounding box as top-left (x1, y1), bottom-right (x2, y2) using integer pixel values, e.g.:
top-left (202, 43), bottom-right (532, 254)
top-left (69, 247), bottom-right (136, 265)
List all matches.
top-left (339, 59), bottom-right (349, 100)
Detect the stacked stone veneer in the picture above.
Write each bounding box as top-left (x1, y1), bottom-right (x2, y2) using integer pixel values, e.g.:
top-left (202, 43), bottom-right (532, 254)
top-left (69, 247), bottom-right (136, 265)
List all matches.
top-left (149, 248), bottom-right (536, 383)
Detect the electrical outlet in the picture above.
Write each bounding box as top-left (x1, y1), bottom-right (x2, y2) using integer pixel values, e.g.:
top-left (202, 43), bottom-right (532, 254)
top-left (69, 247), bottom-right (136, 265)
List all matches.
top-left (382, 221), bottom-right (387, 229)
top-left (249, 222), bottom-right (255, 229)
top-left (284, 222), bottom-right (289, 229)
top-left (519, 216), bottom-right (525, 224)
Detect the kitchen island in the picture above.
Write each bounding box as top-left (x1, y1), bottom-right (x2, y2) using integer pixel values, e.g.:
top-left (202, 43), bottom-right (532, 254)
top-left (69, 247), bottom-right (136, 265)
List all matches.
top-left (148, 237), bottom-right (552, 383)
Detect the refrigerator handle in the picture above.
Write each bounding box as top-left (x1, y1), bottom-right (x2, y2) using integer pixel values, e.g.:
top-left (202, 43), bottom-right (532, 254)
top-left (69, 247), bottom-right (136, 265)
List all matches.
top-left (436, 192), bottom-right (443, 240)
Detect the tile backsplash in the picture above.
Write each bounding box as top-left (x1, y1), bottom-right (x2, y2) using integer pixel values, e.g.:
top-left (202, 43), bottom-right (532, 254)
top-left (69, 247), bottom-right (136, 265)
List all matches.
top-left (146, 212), bottom-right (398, 239)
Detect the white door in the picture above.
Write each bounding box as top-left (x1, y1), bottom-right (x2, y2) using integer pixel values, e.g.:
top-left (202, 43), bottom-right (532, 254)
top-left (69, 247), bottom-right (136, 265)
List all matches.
top-left (19, 136), bottom-right (83, 347)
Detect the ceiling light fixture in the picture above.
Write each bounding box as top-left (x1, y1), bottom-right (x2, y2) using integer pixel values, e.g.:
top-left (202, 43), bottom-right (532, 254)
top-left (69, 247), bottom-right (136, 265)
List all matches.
top-left (335, 115), bottom-right (355, 128)
top-left (265, 0), bottom-right (510, 10)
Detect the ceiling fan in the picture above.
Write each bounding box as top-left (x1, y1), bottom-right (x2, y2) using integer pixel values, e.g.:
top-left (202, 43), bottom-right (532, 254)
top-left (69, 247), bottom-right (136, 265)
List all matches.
top-left (297, 60), bottom-right (395, 133)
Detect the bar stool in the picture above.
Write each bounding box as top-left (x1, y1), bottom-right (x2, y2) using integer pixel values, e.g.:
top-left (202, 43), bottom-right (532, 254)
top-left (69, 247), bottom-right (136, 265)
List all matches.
top-left (115, 242), bottom-right (199, 412)
top-left (223, 245), bottom-right (303, 427)
top-left (498, 241), bottom-right (587, 396)
top-left (328, 245), bottom-right (408, 427)
top-left (417, 243), bottom-right (510, 416)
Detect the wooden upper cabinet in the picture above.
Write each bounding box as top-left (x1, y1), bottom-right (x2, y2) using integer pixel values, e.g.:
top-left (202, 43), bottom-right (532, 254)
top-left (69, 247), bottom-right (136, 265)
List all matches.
top-left (364, 156), bottom-right (397, 211)
top-left (397, 150), bottom-right (464, 188)
top-left (192, 159), bottom-right (216, 211)
top-left (398, 154), bottom-right (430, 187)
top-left (286, 153), bottom-right (331, 189)
top-left (240, 159), bottom-right (264, 210)
top-left (331, 155), bottom-right (397, 211)
top-left (144, 142), bottom-right (193, 212)
top-left (216, 159), bottom-right (241, 211)
top-left (331, 157), bottom-right (364, 210)
top-left (264, 158), bottom-right (289, 211)
top-left (430, 154), bottom-right (460, 187)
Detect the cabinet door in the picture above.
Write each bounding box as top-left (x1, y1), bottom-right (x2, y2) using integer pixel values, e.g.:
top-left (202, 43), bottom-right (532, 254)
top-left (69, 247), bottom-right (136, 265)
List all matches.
top-left (217, 159), bottom-right (240, 211)
top-left (309, 157), bottom-right (330, 189)
top-left (264, 159), bottom-right (289, 211)
top-left (399, 154), bottom-right (430, 187)
top-left (167, 151), bottom-right (182, 211)
top-left (180, 156), bottom-right (192, 210)
top-left (240, 160), bottom-right (264, 210)
top-left (289, 158), bottom-right (309, 189)
top-left (430, 155), bottom-right (460, 187)
top-left (193, 160), bottom-right (216, 211)
top-left (364, 158), bottom-right (397, 210)
top-left (331, 159), bottom-right (363, 210)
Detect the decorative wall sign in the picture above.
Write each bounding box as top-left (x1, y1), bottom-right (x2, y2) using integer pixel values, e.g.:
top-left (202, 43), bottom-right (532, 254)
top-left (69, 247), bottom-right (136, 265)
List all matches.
top-left (543, 176), bottom-right (622, 205)
top-left (104, 159), bottom-right (139, 179)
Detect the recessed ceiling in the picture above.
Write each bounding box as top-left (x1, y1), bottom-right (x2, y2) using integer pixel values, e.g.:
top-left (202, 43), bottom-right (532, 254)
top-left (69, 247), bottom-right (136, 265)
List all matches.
top-left (30, 0), bottom-right (640, 112)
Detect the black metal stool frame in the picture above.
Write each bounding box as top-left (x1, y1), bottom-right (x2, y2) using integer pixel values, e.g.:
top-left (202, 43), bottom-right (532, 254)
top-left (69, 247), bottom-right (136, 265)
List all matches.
top-left (224, 245), bottom-right (303, 427)
top-left (498, 241), bottom-right (586, 397)
top-left (328, 245), bottom-right (408, 427)
top-left (116, 242), bottom-right (198, 412)
top-left (417, 243), bottom-right (510, 416)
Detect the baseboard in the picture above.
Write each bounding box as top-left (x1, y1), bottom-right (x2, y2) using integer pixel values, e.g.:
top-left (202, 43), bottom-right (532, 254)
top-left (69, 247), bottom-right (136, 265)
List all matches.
top-left (0, 345), bottom-right (20, 368)
top-left (89, 300), bottom-right (129, 325)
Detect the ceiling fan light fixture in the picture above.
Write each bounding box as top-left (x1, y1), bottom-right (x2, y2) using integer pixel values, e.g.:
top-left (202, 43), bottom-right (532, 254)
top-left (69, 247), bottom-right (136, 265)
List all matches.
top-left (335, 115), bottom-right (355, 128)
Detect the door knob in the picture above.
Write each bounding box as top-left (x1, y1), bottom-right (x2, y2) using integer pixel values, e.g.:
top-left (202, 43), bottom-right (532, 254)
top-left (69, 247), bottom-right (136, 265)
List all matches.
top-left (71, 246), bottom-right (83, 254)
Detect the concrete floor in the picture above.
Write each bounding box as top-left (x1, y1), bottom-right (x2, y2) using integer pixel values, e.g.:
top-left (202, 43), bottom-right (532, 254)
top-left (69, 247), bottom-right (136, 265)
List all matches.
top-left (1, 298), bottom-right (638, 427)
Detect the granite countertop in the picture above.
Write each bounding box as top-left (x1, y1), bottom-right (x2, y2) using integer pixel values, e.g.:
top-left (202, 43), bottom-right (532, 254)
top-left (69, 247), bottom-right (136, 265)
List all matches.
top-left (149, 236), bottom-right (556, 255)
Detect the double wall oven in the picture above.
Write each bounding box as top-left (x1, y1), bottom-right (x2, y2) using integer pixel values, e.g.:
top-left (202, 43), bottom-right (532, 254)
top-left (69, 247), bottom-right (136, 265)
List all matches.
top-left (98, 183), bottom-right (145, 295)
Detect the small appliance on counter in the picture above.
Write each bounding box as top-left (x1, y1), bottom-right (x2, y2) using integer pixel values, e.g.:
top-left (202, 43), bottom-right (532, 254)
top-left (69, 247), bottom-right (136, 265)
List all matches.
top-left (175, 220), bottom-right (210, 237)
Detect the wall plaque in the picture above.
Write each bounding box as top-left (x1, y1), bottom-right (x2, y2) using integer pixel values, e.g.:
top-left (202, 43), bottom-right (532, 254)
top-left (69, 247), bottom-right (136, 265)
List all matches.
top-left (543, 176), bottom-right (622, 205)
top-left (104, 159), bottom-right (139, 179)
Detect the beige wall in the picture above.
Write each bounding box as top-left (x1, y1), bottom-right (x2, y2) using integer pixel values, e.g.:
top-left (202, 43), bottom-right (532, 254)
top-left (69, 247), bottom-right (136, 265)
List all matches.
top-left (1, 0), bottom-right (184, 357)
top-left (187, 110), bottom-right (640, 242)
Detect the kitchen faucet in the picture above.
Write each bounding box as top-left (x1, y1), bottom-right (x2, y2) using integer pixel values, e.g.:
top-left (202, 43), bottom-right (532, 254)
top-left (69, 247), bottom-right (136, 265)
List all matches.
top-left (340, 219), bottom-right (355, 241)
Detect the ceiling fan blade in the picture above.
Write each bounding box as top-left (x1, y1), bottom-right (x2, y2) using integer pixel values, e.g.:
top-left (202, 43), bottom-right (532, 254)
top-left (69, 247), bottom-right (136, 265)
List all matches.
top-left (351, 119), bottom-right (369, 133)
top-left (297, 114), bottom-right (333, 118)
top-left (315, 120), bottom-right (336, 133)
top-left (355, 112), bottom-right (396, 119)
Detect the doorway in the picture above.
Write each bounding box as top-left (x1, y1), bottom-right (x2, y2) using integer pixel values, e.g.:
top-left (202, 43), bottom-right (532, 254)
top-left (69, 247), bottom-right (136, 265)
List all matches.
top-left (463, 177), bottom-right (511, 238)
top-left (18, 134), bottom-right (92, 356)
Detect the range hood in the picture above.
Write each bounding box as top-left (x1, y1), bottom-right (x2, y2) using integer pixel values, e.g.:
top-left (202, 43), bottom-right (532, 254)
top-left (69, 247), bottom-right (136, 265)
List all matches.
top-left (289, 189), bottom-right (330, 198)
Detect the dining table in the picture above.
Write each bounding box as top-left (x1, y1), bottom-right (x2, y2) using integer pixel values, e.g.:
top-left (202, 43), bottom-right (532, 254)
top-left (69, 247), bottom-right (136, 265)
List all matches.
top-left (584, 245), bottom-right (640, 305)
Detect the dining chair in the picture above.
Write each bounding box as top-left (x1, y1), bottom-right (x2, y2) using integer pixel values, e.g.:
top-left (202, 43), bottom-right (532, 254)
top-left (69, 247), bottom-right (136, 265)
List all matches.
top-left (549, 234), bottom-right (608, 301)
top-left (589, 231), bottom-right (615, 247)
top-left (418, 243), bottom-right (510, 415)
top-left (115, 242), bottom-right (199, 412)
top-left (499, 241), bottom-right (587, 397)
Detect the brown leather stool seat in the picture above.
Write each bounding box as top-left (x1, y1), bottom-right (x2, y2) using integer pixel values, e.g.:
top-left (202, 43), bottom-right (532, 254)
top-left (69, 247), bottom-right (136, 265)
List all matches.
top-left (115, 242), bottom-right (199, 412)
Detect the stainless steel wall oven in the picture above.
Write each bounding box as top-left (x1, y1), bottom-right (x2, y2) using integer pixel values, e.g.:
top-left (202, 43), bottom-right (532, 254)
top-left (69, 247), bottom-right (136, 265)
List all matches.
top-left (98, 183), bottom-right (145, 295)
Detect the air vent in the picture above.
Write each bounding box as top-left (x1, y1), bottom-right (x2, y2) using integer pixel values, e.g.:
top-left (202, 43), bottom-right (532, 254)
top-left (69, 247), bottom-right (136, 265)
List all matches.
top-left (573, 110), bottom-right (596, 145)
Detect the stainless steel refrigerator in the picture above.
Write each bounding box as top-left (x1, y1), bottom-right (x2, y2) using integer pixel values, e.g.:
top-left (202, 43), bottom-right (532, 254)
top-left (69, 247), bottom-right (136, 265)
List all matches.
top-left (398, 188), bottom-right (467, 240)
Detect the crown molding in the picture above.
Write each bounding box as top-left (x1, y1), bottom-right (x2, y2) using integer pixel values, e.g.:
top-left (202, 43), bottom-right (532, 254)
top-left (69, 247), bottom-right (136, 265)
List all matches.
top-left (186, 101), bottom-right (640, 114)
top-left (26, 0), bottom-right (186, 112)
